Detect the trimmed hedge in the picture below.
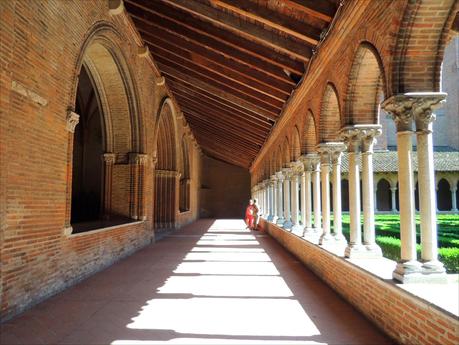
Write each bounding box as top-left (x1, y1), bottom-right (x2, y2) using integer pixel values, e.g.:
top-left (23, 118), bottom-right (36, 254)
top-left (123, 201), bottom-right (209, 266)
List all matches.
top-left (376, 236), bottom-right (459, 273)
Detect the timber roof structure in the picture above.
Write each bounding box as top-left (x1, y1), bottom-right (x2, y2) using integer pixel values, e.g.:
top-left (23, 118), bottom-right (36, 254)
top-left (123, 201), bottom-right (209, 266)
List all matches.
top-left (125, 0), bottom-right (341, 168)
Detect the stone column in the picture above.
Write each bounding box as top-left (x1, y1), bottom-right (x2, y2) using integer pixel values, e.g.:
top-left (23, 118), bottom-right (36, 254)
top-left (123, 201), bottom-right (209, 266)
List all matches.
top-left (282, 168), bottom-right (293, 229)
top-left (374, 181), bottom-right (378, 213)
top-left (129, 153), bottom-right (149, 221)
top-left (276, 171), bottom-right (285, 226)
top-left (361, 127), bottom-right (383, 257)
top-left (317, 144), bottom-right (332, 245)
top-left (64, 111), bottom-right (80, 232)
top-left (390, 183), bottom-right (398, 212)
top-left (299, 155), bottom-right (313, 235)
top-left (270, 175), bottom-right (278, 222)
top-left (330, 144), bottom-right (347, 245)
top-left (413, 94), bottom-right (447, 277)
top-left (311, 155), bottom-right (321, 242)
top-left (452, 186), bottom-right (458, 212)
top-left (290, 162), bottom-right (303, 233)
top-left (341, 127), bottom-right (364, 257)
top-left (382, 95), bottom-right (422, 282)
top-left (102, 153), bottom-right (116, 220)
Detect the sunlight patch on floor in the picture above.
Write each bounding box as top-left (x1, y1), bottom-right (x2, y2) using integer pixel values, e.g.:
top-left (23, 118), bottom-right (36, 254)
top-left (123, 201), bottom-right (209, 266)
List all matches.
top-left (122, 219), bottom-right (321, 344)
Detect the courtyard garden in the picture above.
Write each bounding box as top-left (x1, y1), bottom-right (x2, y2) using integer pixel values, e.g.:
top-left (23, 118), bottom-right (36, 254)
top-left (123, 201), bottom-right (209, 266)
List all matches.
top-left (339, 214), bottom-right (459, 273)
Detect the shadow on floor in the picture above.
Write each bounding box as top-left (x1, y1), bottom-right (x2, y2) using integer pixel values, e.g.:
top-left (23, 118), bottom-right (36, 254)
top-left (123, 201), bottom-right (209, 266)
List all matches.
top-left (0, 219), bottom-right (393, 345)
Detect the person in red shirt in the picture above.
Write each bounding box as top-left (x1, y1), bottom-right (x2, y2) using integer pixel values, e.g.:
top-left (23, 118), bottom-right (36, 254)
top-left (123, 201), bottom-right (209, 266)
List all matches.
top-left (245, 199), bottom-right (258, 230)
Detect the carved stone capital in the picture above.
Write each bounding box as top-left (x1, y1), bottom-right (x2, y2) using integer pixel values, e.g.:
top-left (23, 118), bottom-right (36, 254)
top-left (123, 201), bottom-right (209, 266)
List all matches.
top-left (102, 153), bottom-right (116, 164)
top-left (381, 92), bottom-right (446, 132)
top-left (299, 153), bottom-right (318, 172)
top-left (276, 170), bottom-right (285, 182)
top-left (340, 126), bottom-right (361, 153)
top-left (316, 142), bottom-right (346, 165)
top-left (270, 174), bottom-right (278, 183)
top-left (66, 111), bottom-right (80, 133)
top-left (290, 161), bottom-right (304, 175)
top-left (129, 153), bottom-right (149, 165)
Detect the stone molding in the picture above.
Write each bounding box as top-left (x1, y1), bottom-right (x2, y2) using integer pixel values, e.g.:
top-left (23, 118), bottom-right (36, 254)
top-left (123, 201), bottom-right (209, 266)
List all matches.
top-left (137, 45), bottom-right (149, 58)
top-left (156, 170), bottom-right (181, 178)
top-left (129, 153), bottom-right (149, 165)
top-left (102, 153), bottom-right (116, 164)
top-left (66, 111), bottom-right (80, 133)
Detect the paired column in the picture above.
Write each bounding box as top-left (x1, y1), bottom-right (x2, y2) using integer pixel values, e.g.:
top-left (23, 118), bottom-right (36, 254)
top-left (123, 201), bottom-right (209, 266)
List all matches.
top-left (299, 155), bottom-right (314, 235)
top-left (276, 171), bottom-right (285, 226)
top-left (361, 128), bottom-right (383, 256)
top-left (269, 175), bottom-right (278, 222)
top-left (317, 144), bottom-right (333, 245)
top-left (390, 182), bottom-right (398, 212)
top-left (311, 155), bottom-right (321, 242)
top-left (382, 93), bottom-right (446, 282)
top-left (452, 186), bottom-right (458, 212)
top-left (342, 126), bottom-right (383, 257)
top-left (290, 162), bottom-right (303, 233)
top-left (331, 144), bottom-right (347, 245)
top-left (282, 168), bottom-right (293, 229)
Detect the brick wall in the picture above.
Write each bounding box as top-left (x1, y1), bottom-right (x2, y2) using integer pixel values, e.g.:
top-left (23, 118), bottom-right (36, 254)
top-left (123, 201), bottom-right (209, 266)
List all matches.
top-left (260, 219), bottom-right (459, 345)
top-left (0, 0), bottom-right (201, 321)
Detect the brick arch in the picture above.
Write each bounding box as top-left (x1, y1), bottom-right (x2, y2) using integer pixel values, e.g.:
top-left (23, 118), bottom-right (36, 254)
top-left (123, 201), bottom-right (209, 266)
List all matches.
top-left (291, 126), bottom-right (301, 161)
top-left (72, 23), bottom-right (143, 154)
top-left (68, 27), bottom-right (145, 227)
top-left (302, 110), bottom-right (318, 153)
top-left (155, 98), bottom-right (179, 171)
top-left (276, 145), bottom-right (283, 171)
top-left (345, 42), bottom-right (385, 125)
top-left (282, 137), bottom-right (290, 167)
top-left (392, 1), bottom-right (459, 93)
top-left (319, 84), bottom-right (341, 142)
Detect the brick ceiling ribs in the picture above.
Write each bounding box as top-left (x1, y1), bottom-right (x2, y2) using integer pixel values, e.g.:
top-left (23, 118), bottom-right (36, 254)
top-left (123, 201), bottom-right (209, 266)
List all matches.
top-left (125, 0), bottom-right (339, 168)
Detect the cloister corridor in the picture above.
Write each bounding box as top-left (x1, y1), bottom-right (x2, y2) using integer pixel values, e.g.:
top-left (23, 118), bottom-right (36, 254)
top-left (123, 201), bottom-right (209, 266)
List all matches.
top-left (0, 219), bottom-right (390, 345)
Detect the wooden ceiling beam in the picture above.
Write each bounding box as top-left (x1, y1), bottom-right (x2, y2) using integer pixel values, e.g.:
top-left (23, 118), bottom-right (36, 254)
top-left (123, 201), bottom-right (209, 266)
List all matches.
top-left (201, 147), bottom-right (251, 168)
top-left (126, 0), bottom-right (304, 75)
top-left (210, 0), bottom-right (322, 45)
top-left (148, 43), bottom-right (288, 102)
top-left (180, 105), bottom-right (268, 144)
top-left (282, 0), bottom-right (336, 23)
top-left (138, 28), bottom-right (295, 92)
top-left (160, 68), bottom-right (280, 120)
top-left (172, 91), bottom-right (271, 135)
top-left (167, 79), bottom-right (274, 127)
top-left (192, 127), bottom-right (260, 155)
top-left (185, 115), bottom-right (264, 149)
top-left (156, 60), bottom-right (283, 112)
top-left (195, 134), bottom-right (255, 162)
top-left (160, 0), bottom-right (313, 62)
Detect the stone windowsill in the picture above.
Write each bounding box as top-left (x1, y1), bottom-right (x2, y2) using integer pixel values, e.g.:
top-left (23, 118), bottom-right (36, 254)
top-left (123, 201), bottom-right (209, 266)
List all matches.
top-left (64, 220), bottom-right (145, 237)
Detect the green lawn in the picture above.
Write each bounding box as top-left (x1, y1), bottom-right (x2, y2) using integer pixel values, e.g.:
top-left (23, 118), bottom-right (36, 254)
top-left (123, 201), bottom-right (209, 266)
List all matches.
top-left (337, 214), bottom-right (459, 273)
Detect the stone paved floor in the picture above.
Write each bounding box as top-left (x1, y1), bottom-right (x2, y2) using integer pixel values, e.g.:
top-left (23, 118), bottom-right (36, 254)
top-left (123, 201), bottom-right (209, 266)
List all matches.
top-left (0, 219), bottom-right (393, 344)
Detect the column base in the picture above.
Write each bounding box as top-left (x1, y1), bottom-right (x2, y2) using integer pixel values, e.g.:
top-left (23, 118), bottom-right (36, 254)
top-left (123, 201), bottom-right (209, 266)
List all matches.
top-left (344, 243), bottom-right (366, 258)
top-left (267, 214), bottom-right (275, 222)
top-left (282, 219), bottom-right (293, 230)
top-left (304, 228), bottom-right (320, 244)
top-left (276, 217), bottom-right (285, 226)
top-left (393, 260), bottom-right (424, 283)
top-left (291, 223), bottom-right (304, 236)
top-left (363, 243), bottom-right (383, 258)
top-left (422, 260), bottom-right (447, 276)
top-left (319, 233), bottom-right (334, 245)
top-left (269, 215), bottom-right (278, 223)
top-left (333, 233), bottom-right (348, 246)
